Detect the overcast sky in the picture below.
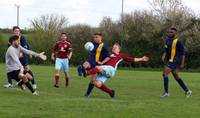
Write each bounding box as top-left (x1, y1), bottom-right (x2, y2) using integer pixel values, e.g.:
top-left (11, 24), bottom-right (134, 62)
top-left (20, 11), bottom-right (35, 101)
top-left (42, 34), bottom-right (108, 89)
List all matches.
top-left (0, 0), bottom-right (199, 29)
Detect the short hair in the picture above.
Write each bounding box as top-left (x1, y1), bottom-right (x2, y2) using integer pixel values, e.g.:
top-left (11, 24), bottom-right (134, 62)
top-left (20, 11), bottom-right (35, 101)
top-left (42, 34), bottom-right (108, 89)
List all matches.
top-left (114, 43), bottom-right (121, 50)
top-left (9, 35), bottom-right (19, 44)
top-left (61, 32), bottom-right (67, 36)
top-left (13, 26), bottom-right (20, 31)
top-left (93, 32), bottom-right (102, 36)
top-left (170, 27), bottom-right (177, 32)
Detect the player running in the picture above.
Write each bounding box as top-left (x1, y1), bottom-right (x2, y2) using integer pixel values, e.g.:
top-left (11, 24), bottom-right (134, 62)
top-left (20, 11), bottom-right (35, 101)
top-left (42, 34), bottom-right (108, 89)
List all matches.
top-left (79, 43), bottom-right (149, 98)
top-left (161, 27), bottom-right (192, 98)
top-left (6, 35), bottom-right (47, 95)
top-left (4, 26), bottom-right (37, 89)
top-left (77, 32), bottom-right (110, 97)
top-left (51, 32), bottom-right (72, 88)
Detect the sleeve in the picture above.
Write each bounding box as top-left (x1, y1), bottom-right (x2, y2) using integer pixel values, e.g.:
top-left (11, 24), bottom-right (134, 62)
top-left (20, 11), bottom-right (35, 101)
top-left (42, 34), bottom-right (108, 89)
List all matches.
top-left (52, 42), bottom-right (58, 54)
top-left (9, 49), bottom-right (22, 67)
top-left (121, 53), bottom-right (135, 62)
top-left (103, 45), bottom-right (110, 58)
top-left (68, 42), bottom-right (72, 52)
top-left (19, 46), bottom-right (39, 57)
top-left (177, 41), bottom-right (185, 56)
top-left (20, 36), bottom-right (29, 49)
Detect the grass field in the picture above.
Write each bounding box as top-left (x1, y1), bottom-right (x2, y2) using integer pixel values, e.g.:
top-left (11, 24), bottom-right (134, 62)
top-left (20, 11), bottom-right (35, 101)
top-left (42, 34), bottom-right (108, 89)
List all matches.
top-left (0, 63), bottom-right (200, 118)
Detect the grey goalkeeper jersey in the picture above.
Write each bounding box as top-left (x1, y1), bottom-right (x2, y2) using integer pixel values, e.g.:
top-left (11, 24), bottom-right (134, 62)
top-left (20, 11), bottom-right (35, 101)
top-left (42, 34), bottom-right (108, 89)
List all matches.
top-left (6, 45), bottom-right (40, 73)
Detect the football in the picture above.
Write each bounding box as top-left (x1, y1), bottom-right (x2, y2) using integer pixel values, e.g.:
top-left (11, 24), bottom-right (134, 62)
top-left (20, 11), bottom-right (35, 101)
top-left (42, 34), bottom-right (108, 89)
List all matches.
top-left (84, 42), bottom-right (94, 51)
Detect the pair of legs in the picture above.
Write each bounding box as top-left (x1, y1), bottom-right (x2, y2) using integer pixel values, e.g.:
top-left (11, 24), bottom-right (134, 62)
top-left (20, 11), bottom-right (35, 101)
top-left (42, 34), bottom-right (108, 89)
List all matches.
top-left (84, 65), bottom-right (115, 98)
top-left (5, 65), bottom-right (36, 89)
top-left (7, 70), bottom-right (37, 95)
top-left (54, 58), bottom-right (70, 88)
top-left (162, 65), bottom-right (191, 97)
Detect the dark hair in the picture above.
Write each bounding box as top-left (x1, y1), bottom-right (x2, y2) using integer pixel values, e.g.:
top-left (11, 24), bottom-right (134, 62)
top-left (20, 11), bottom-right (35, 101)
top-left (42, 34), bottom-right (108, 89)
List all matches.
top-left (13, 26), bottom-right (20, 31)
top-left (61, 32), bottom-right (67, 36)
top-left (170, 27), bottom-right (177, 32)
top-left (93, 32), bottom-right (102, 36)
top-left (9, 35), bottom-right (19, 44)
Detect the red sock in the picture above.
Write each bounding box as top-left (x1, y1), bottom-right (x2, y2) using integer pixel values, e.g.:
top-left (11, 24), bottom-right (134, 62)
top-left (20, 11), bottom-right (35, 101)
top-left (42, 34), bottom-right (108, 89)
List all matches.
top-left (87, 68), bottom-right (100, 75)
top-left (99, 84), bottom-right (112, 95)
top-left (55, 75), bottom-right (60, 85)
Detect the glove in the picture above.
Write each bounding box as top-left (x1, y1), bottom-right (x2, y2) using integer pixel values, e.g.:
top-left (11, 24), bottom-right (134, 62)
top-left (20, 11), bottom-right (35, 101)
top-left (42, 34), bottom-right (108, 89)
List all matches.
top-left (39, 52), bottom-right (47, 61)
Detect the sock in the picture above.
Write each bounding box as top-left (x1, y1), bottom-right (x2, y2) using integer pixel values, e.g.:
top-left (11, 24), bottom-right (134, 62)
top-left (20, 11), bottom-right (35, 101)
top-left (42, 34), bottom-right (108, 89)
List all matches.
top-left (55, 75), bottom-right (60, 85)
top-left (85, 82), bottom-right (94, 95)
top-left (87, 68), bottom-right (100, 75)
top-left (163, 77), bottom-right (169, 93)
top-left (99, 84), bottom-right (112, 95)
top-left (176, 78), bottom-right (189, 92)
top-left (17, 80), bottom-right (24, 86)
top-left (25, 82), bottom-right (35, 93)
top-left (65, 77), bottom-right (69, 86)
top-left (28, 70), bottom-right (36, 85)
top-left (7, 76), bottom-right (13, 85)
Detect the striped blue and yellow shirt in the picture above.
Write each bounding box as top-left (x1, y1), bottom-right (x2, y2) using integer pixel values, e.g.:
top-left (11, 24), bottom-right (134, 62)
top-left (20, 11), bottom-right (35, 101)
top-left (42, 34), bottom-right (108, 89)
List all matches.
top-left (164, 37), bottom-right (185, 63)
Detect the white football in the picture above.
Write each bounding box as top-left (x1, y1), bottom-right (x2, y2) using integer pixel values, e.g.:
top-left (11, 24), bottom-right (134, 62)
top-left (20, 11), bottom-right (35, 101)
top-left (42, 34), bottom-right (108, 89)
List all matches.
top-left (84, 42), bottom-right (94, 51)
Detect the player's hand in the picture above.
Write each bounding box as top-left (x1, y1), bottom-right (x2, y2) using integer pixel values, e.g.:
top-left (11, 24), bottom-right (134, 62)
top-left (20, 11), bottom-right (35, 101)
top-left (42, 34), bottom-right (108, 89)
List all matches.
top-left (29, 55), bottom-right (33, 59)
top-left (19, 66), bottom-right (24, 76)
top-left (142, 56), bottom-right (150, 62)
top-left (19, 52), bottom-right (24, 58)
top-left (97, 61), bottom-right (103, 65)
top-left (39, 52), bottom-right (47, 61)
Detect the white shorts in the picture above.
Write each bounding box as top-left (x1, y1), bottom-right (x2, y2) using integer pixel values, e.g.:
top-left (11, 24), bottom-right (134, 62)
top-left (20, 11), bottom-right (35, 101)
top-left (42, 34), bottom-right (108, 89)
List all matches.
top-left (55, 58), bottom-right (69, 72)
top-left (96, 65), bottom-right (116, 83)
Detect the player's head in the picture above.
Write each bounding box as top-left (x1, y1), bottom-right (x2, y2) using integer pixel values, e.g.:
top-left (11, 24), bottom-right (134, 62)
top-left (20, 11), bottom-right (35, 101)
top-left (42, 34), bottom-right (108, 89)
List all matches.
top-left (112, 43), bottom-right (121, 54)
top-left (93, 32), bottom-right (103, 44)
top-left (13, 26), bottom-right (21, 36)
top-left (60, 32), bottom-right (67, 41)
top-left (167, 27), bottom-right (177, 38)
top-left (9, 35), bottom-right (20, 47)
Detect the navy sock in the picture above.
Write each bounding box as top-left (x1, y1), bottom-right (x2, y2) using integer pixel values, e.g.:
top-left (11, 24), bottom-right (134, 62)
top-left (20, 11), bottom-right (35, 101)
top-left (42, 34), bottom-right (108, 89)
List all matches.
top-left (28, 70), bottom-right (36, 85)
top-left (25, 82), bottom-right (35, 93)
top-left (7, 77), bottom-right (13, 85)
top-left (85, 83), bottom-right (94, 95)
top-left (163, 77), bottom-right (169, 93)
top-left (176, 78), bottom-right (188, 92)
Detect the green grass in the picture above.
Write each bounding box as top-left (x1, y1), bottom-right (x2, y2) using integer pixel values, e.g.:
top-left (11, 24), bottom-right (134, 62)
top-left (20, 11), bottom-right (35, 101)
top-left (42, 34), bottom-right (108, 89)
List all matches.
top-left (0, 63), bottom-right (200, 118)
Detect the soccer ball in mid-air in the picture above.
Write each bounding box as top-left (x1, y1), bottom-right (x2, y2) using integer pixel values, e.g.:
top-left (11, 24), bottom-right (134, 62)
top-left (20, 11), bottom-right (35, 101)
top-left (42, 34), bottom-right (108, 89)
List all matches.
top-left (84, 42), bottom-right (94, 51)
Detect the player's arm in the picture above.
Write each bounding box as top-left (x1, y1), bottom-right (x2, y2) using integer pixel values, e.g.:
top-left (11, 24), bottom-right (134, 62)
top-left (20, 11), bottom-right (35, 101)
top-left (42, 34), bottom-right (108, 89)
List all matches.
top-left (121, 53), bottom-right (149, 62)
top-left (19, 46), bottom-right (47, 60)
top-left (68, 43), bottom-right (73, 60)
top-left (51, 43), bottom-right (58, 61)
top-left (178, 41), bottom-right (186, 69)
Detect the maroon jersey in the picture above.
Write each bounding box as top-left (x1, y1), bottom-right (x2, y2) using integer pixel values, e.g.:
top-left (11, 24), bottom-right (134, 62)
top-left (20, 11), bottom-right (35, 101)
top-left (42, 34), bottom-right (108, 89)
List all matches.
top-left (52, 41), bottom-right (72, 58)
top-left (105, 52), bottom-right (135, 69)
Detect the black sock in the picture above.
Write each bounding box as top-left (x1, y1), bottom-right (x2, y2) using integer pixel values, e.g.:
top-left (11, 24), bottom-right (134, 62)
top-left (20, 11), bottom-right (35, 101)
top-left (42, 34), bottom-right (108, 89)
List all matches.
top-left (28, 70), bottom-right (36, 85)
top-left (85, 83), bottom-right (94, 95)
top-left (17, 80), bottom-right (24, 86)
top-left (163, 77), bottom-right (169, 93)
top-left (25, 82), bottom-right (35, 93)
top-left (176, 78), bottom-right (188, 92)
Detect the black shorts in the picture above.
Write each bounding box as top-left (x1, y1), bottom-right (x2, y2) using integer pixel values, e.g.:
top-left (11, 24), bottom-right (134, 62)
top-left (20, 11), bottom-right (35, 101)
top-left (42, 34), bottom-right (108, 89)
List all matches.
top-left (7, 70), bottom-right (21, 82)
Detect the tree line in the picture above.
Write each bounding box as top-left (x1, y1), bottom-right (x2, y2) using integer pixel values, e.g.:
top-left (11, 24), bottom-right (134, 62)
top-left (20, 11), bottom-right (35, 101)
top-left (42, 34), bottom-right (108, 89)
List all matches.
top-left (0, 0), bottom-right (200, 68)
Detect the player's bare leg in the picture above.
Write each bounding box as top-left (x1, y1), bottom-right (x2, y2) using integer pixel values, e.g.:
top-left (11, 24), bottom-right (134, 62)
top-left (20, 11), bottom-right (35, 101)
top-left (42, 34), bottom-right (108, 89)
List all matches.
top-left (24, 65), bottom-right (37, 89)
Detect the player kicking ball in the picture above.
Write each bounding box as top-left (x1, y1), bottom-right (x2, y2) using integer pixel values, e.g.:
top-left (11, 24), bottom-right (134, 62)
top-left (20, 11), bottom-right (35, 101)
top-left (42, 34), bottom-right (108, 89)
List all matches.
top-left (5, 35), bottom-right (47, 95)
top-left (80, 43), bottom-right (149, 98)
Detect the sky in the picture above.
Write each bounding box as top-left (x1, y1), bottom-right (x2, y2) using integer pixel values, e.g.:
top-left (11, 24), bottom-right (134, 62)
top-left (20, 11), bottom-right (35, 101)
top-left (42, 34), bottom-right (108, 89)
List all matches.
top-left (0, 0), bottom-right (200, 29)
